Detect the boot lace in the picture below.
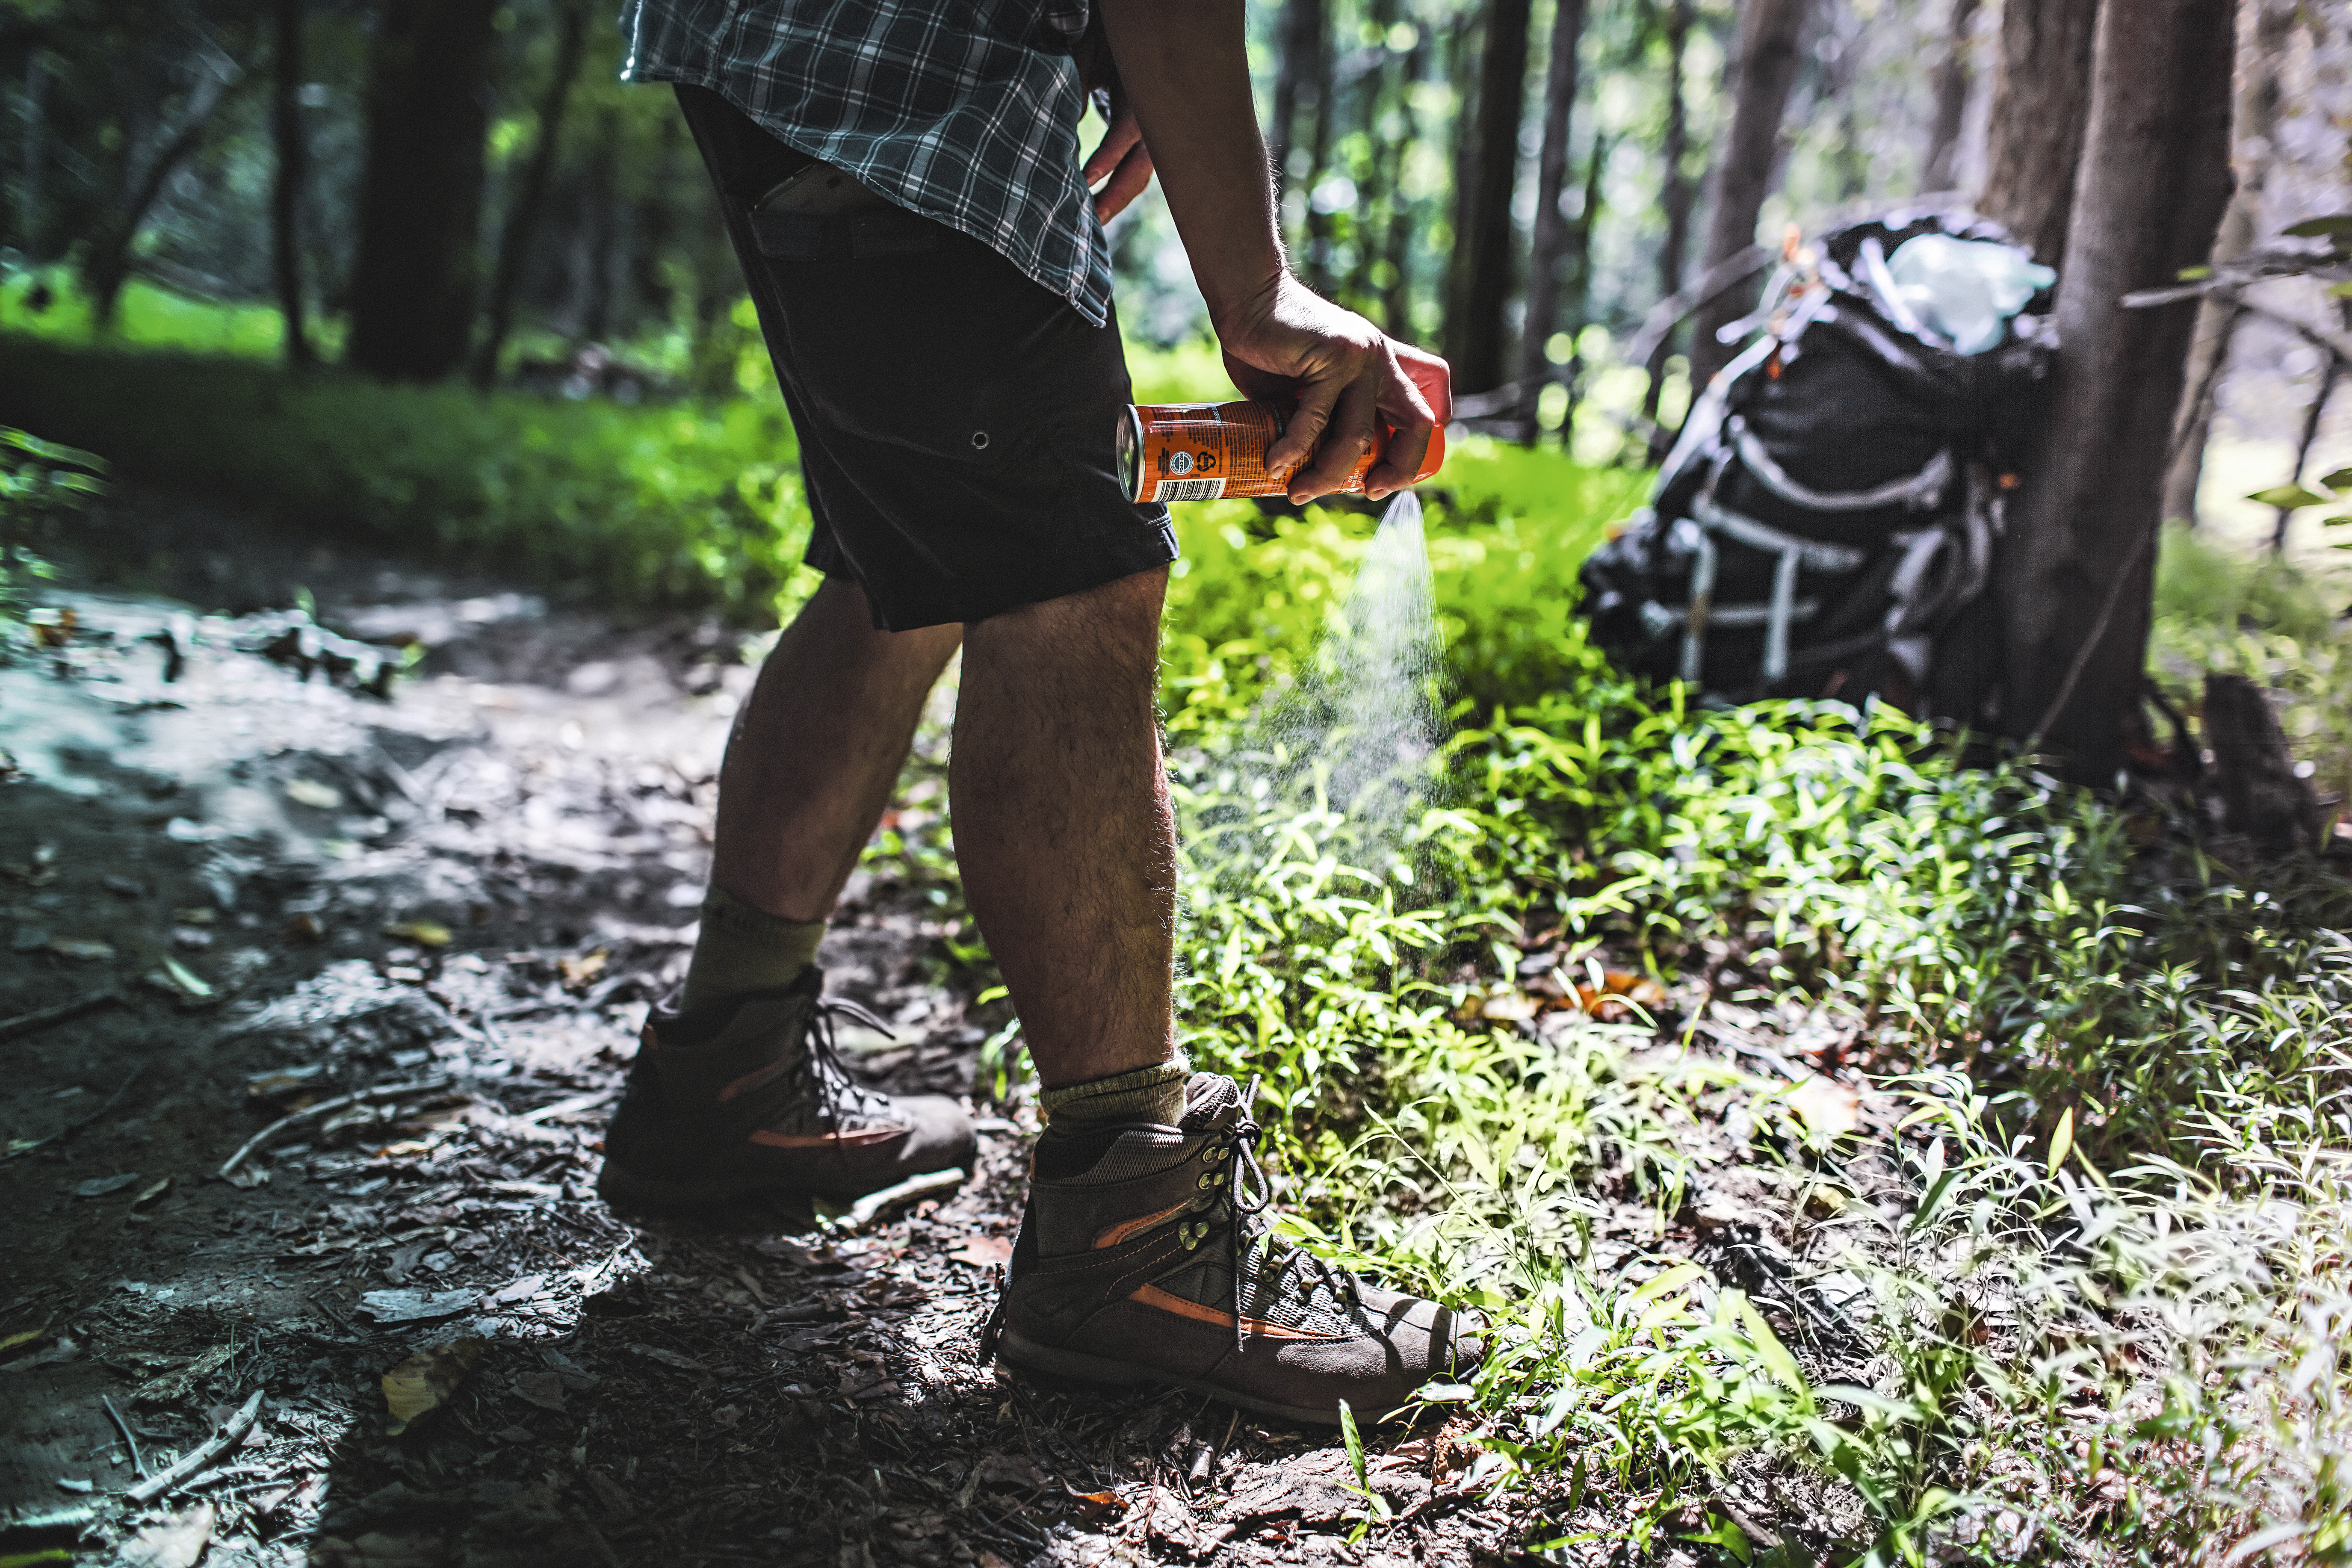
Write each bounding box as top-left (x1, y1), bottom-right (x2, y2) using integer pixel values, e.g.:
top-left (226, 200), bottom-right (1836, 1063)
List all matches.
top-left (1211, 1077), bottom-right (1360, 1349)
top-left (803, 995), bottom-right (899, 1130)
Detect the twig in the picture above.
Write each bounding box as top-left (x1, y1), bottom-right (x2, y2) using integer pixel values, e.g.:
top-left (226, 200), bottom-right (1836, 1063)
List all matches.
top-left (215, 1078), bottom-right (452, 1181)
top-left (2, 1063), bottom-right (146, 1162)
top-left (127, 1389), bottom-right (263, 1503)
top-left (100, 1394), bottom-right (146, 1478)
top-left (824, 1168), bottom-right (968, 1234)
top-left (2027, 523), bottom-right (2161, 747)
top-left (0, 985), bottom-right (124, 1043)
top-left (516, 1089), bottom-right (617, 1126)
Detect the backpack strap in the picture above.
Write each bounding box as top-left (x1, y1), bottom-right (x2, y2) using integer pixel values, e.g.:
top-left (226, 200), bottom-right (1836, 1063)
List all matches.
top-left (1729, 417), bottom-right (1954, 514)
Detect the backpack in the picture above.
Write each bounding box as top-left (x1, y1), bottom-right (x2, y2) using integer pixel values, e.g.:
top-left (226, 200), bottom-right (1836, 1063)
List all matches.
top-left (1580, 210), bottom-right (2057, 711)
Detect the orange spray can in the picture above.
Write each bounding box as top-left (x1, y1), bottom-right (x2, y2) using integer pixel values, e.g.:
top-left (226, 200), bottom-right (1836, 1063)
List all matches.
top-left (1117, 401), bottom-right (1446, 504)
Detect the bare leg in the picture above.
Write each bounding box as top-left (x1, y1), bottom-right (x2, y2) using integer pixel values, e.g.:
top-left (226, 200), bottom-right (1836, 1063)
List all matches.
top-left (712, 576), bottom-right (961, 922)
top-left (952, 568), bottom-right (1178, 1089)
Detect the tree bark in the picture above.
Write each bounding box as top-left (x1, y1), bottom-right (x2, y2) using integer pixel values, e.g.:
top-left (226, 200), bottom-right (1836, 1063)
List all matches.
top-left (1300, 8), bottom-right (1339, 292)
top-left (1997, 0), bottom-right (2235, 781)
top-left (1377, 31), bottom-right (1428, 337)
top-left (88, 59), bottom-right (237, 330)
top-left (1685, 0), bottom-right (1812, 394)
top-left (347, 0), bottom-right (499, 381)
top-left (472, 0), bottom-right (589, 388)
top-left (271, 0), bottom-right (314, 368)
top-left (1453, 0), bottom-right (1534, 394)
top-left (1516, 0), bottom-right (1589, 440)
top-left (18, 50), bottom-right (49, 259)
top-left (1920, 0), bottom-right (1980, 193)
top-left (1640, 0), bottom-right (1693, 456)
top-left (1443, 11), bottom-right (1481, 361)
top-left (1977, 0), bottom-right (2096, 267)
top-left (2162, 0), bottom-right (2298, 527)
top-left (1268, 0), bottom-right (1327, 213)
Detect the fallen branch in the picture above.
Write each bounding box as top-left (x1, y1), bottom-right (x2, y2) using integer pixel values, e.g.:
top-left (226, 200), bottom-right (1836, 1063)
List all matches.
top-left (0, 985), bottom-right (124, 1043)
top-left (127, 1389), bottom-right (263, 1504)
top-left (101, 1394), bottom-right (146, 1478)
top-left (824, 1168), bottom-right (968, 1234)
top-left (215, 1078), bottom-right (453, 1182)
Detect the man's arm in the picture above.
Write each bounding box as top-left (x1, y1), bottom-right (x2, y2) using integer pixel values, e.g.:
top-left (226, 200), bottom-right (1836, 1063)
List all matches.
top-left (1089, 0), bottom-right (1449, 502)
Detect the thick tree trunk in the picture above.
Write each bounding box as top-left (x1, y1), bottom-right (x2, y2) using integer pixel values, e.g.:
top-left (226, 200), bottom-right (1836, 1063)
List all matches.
top-left (1997, 0), bottom-right (2234, 781)
top-left (1452, 0), bottom-right (1533, 394)
top-left (18, 50), bottom-right (48, 258)
top-left (347, 0), bottom-right (498, 381)
top-left (1268, 0), bottom-right (1327, 213)
top-left (1516, 0), bottom-right (1589, 440)
top-left (1443, 12), bottom-right (1481, 361)
top-left (1920, 0), bottom-right (1980, 193)
top-left (1300, 13), bottom-right (1338, 291)
top-left (1977, 0), bottom-right (2096, 267)
top-left (2162, 0), bottom-right (2298, 527)
top-left (473, 0), bottom-right (590, 388)
top-left (1640, 0), bottom-right (1692, 455)
top-left (1377, 33), bottom-right (1428, 337)
top-left (88, 64), bottom-right (235, 330)
top-left (1684, 0), bottom-right (1812, 393)
top-left (272, 0), bottom-right (314, 368)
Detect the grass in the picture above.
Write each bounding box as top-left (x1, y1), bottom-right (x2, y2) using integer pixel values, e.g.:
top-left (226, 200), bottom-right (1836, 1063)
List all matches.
top-left (17, 291), bottom-right (2352, 1561)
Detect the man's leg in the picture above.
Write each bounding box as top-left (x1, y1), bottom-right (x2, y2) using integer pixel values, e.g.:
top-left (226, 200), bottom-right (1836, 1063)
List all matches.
top-left (951, 567), bottom-right (1176, 1090)
top-left (680, 576), bottom-right (960, 1012)
top-left (598, 575), bottom-right (971, 1208)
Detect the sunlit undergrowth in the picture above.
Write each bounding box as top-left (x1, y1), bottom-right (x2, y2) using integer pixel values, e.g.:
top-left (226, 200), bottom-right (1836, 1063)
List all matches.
top-left (1137, 498), bottom-right (2352, 1565)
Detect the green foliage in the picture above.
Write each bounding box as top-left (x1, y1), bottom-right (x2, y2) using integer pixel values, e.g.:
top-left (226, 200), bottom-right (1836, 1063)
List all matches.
top-left (0, 336), bottom-right (813, 623)
top-left (0, 425), bottom-right (107, 626)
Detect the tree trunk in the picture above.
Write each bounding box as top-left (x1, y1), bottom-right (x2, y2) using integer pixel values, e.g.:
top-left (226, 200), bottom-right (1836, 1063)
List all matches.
top-left (1377, 32), bottom-right (1428, 337)
top-left (1347, 0), bottom-right (1401, 313)
top-left (1977, 0), bottom-right (2096, 267)
top-left (473, 0), bottom-right (590, 388)
top-left (347, 0), bottom-right (499, 381)
top-left (272, 0), bottom-right (314, 368)
top-left (2162, 0), bottom-right (2298, 527)
top-left (1554, 129), bottom-right (1606, 447)
top-left (1996, 0), bottom-right (2234, 782)
top-left (1640, 0), bottom-right (1693, 456)
top-left (1443, 11), bottom-right (1481, 362)
top-left (1920, 0), bottom-right (1980, 193)
top-left (88, 62), bottom-right (236, 330)
top-left (1685, 0), bottom-right (1813, 394)
top-left (1268, 0), bottom-right (1327, 214)
top-left (1453, 0), bottom-right (1534, 394)
top-left (18, 50), bottom-right (49, 259)
top-left (1300, 12), bottom-right (1338, 292)
top-left (576, 105), bottom-right (623, 345)
top-left (1516, 0), bottom-right (1589, 440)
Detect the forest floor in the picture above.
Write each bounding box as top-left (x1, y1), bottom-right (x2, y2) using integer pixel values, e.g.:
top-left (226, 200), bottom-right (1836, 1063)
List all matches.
top-left (0, 489), bottom-right (1617, 1568)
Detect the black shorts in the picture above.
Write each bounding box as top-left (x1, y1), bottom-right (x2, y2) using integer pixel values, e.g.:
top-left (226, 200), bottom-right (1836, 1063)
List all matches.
top-left (675, 84), bottom-right (1179, 631)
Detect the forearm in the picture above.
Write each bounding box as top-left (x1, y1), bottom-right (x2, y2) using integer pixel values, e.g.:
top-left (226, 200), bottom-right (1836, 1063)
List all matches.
top-left (1093, 0), bottom-right (1284, 328)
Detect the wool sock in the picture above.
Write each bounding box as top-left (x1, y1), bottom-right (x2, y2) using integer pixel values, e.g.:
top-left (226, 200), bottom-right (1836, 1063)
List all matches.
top-left (679, 885), bottom-right (826, 1018)
top-left (1039, 1057), bottom-right (1191, 1132)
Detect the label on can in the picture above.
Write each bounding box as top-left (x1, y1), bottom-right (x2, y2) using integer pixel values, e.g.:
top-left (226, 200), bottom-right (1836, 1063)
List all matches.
top-left (1118, 400), bottom-right (1445, 504)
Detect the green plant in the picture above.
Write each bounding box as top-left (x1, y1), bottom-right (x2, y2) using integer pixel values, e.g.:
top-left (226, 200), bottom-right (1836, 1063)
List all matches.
top-left (0, 425), bottom-right (106, 626)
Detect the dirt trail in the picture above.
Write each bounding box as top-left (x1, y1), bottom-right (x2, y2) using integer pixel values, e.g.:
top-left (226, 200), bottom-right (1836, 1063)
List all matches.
top-left (0, 493), bottom-right (1516, 1568)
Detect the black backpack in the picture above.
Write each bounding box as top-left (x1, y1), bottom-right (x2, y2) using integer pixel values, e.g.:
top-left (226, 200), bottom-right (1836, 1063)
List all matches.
top-left (1580, 210), bottom-right (2056, 711)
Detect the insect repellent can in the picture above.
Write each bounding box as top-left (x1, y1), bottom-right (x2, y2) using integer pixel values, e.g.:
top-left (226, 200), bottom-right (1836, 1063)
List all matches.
top-left (1116, 401), bottom-right (1445, 504)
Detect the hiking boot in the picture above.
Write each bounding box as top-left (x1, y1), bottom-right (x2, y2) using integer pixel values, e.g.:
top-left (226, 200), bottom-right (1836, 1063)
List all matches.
top-left (980, 1073), bottom-right (1480, 1426)
top-left (597, 968), bottom-right (975, 1207)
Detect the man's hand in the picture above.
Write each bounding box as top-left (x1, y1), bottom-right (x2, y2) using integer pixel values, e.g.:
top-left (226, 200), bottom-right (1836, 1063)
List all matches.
top-left (1094, 0), bottom-right (1450, 504)
top-left (1082, 92), bottom-right (1155, 223)
top-left (1217, 277), bottom-right (1449, 503)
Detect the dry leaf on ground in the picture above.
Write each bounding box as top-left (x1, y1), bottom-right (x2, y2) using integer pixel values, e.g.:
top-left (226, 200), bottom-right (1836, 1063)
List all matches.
top-left (118, 1502), bottom-right (212, 1568)
top-left (1784, 1074), bottom-right (1861, 1142)
top-left (382, 1335), bottom-right (485, 1435)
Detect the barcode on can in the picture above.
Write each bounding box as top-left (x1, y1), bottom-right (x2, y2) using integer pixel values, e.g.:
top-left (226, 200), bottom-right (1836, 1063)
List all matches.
top-left (1152, 478), bottom-right (1227, 502)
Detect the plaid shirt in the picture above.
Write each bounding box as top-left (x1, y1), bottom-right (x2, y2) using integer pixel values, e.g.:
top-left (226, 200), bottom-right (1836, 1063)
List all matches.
top-left (622, 0), bottom-right (1112, 326)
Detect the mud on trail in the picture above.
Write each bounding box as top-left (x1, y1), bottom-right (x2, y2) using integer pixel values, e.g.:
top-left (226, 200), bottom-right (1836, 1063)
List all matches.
top-left (0, 491), bottom-right (1528, 1568)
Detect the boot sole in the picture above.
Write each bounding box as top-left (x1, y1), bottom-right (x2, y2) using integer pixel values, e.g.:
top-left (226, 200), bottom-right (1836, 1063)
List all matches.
top-left (995, 1326), bottom-right (1351, 1428)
